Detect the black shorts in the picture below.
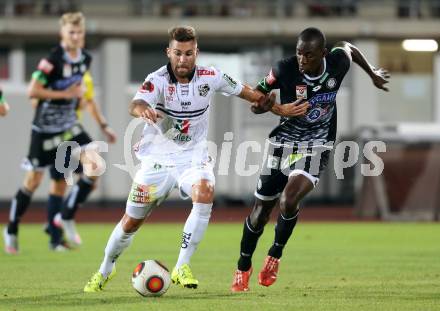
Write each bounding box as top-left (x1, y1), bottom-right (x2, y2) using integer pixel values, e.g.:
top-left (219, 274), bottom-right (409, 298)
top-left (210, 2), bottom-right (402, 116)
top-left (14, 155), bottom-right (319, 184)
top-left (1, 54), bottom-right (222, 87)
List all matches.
top-left (255, 140), bottom-right (331, 201)
top-left (23, 124), bottom-right (92, 174)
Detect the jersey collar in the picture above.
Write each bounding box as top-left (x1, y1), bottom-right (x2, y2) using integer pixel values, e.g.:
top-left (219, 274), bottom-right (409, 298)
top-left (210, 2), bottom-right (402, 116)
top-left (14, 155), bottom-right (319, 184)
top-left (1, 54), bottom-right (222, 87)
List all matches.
top-left (303, 58), bottom-right (327, 81)
top-left (167, 63), bottom-right (196, 83)
top-left (60, 44), bottom-right (83, 63)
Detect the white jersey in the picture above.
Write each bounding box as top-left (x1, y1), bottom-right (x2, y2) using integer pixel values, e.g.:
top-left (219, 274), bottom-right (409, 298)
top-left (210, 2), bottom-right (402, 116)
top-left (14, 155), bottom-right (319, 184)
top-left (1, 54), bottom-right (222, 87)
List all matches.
top-left (132, 63), bottom-right (243, 163)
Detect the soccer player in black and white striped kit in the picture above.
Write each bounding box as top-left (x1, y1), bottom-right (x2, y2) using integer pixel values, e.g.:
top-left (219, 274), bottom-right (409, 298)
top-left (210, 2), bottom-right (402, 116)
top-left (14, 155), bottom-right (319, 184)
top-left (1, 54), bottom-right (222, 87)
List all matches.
top-left (231, 27), bottom-right (390, 292)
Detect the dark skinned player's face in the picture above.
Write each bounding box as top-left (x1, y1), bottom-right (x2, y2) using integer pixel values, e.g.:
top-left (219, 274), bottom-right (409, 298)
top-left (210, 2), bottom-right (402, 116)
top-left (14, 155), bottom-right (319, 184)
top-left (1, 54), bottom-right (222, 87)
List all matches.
top-left (296, 39), bottom-right (326, 76)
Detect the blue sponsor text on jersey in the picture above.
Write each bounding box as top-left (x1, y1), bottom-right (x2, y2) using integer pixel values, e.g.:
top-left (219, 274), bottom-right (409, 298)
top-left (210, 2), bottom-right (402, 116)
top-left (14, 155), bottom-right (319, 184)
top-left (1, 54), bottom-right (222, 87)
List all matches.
top-left (308, 91), bottom-right (337, 106)
top-left (52, 74), bottom-right (82, 90)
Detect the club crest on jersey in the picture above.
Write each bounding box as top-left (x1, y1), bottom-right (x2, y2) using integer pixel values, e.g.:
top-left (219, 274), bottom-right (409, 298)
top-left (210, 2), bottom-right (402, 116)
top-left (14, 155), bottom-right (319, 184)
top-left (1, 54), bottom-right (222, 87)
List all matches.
top-left (326, 78), bottom-right (337, 89)
top-left (140, 80), bottom-right (154, 93)
top-left (63, 64), bottom-right (72, 77)
top-left (296, 85), bottom-right (307, 99)
top-left (198, 84), bottom-right (210, 97)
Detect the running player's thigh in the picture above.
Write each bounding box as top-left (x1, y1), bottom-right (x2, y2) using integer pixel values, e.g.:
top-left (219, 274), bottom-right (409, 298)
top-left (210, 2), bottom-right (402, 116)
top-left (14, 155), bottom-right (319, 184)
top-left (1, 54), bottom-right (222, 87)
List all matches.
top-left (125, 166), bottom-right (176, 220)
top-left (178, 165), bottom-right (215, 201)
top-left (23, 170), bottom-right (45, 192)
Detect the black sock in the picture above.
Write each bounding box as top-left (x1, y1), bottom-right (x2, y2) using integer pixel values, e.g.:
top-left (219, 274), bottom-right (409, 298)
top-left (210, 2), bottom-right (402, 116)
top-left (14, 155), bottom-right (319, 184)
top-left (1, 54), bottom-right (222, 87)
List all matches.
top-left (7, 188), bottom-right (32, 235)
top-left (47, 194), bottom-right (63, 246)
top-left (237, 216), bottom-right (264, 271)
top-left (61, 176), bottom-right (94, 220)
top-left (268, 212), bottom-right (299, 259)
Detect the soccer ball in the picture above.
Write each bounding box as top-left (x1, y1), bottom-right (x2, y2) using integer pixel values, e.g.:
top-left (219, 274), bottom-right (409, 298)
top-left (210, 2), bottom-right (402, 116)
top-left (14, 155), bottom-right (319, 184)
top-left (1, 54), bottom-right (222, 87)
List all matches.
top-left (132, 260), bottom-right (171, 297)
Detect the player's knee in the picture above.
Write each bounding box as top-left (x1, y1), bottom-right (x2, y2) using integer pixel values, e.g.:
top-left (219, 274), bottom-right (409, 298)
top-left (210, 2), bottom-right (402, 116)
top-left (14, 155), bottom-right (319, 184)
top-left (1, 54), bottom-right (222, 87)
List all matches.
top-left (280, 192), bottom-right (301, 217)
top-left (249, 200), bottom-right (273, 230)
top-left (192, 180), bottom-right (214, 203)
top-left (121, 214), bottom-right (143, 233)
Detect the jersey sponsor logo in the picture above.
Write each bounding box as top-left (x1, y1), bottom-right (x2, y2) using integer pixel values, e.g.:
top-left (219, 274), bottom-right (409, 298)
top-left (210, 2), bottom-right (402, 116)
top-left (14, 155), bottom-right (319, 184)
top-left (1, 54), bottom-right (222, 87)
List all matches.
top-left (128, 183), bottom-right (156, 204)
top-left (312, 85), bottom-right (322, 92)
top-left (266, 69), bottom-right (277, 85)
top-left (308, 91), bottom-right (337, 106)
top-left (326, 78), bottom-right (337, 89)
top-left (222, 73), bottom-right (237, 88)
top-left (198, 84), bottom-right (210, 97)
top-left (140, 80), bottom-right (154, 93)
top-left (168, 85), bottom-right (175, 96)
top-left (37, 59), bottom-right (54, 74)
top-left (180, 101), bottom-right (191, 110)
top-left (296, 85), bottom-right (308, 99)
top-left (174, 119), bottom-right (190, 134)
top-left (173, 119), bottom-right (191, 141)
top-left (80, 64), bottom-right (87, 73)
top-left (197, 69), bottom-right (215, 76)
top-left (53, 74), bottom-right (82, 90)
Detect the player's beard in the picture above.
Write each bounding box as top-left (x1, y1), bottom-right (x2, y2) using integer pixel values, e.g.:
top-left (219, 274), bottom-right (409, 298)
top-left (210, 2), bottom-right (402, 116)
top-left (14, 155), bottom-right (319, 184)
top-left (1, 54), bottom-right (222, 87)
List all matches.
top-left (175, 65), bottom-right (194, 79)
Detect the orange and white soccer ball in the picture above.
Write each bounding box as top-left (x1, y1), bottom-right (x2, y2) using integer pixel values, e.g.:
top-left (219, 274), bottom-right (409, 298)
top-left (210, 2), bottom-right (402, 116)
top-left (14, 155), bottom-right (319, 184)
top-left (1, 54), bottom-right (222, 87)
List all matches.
top-left (132, 260), bottom-right (171, 297)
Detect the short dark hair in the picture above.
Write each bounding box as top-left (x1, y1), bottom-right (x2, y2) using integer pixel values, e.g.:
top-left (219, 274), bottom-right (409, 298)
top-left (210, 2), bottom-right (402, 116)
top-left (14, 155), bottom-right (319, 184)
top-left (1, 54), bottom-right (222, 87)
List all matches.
top-left (168, 26), bottom-right (197, 43)
top-left (298, 27), bottom-right (326, 49)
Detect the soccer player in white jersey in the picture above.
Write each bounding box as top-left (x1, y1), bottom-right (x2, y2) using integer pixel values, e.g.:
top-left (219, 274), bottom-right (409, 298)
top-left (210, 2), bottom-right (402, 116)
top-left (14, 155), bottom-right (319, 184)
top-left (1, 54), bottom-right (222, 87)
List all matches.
top-left (84, 26), bottom-right (306, 292)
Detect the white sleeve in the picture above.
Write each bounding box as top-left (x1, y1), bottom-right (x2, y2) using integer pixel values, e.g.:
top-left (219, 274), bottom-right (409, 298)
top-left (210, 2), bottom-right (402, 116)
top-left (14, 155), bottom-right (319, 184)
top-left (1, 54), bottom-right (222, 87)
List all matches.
top-left (212, 67), bottom-right (243, 96)
top-left (132, 74), bottom-right (162, 108)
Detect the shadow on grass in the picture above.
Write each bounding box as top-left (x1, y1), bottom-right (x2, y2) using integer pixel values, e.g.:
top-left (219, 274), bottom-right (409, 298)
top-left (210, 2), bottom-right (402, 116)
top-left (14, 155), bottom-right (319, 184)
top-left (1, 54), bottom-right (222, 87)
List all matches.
top-left (0, 289), bottom-right (238, 307)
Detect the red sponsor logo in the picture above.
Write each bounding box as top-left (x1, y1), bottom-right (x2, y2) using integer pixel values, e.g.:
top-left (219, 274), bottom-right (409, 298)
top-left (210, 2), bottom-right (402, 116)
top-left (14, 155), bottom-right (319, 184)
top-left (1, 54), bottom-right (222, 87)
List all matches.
top-left (266, 69), bottom-right (276, 85)
top-left (168, 85), bottom-right (175, 95)
top-left (296, 85), bottom-right (307, 99)
top-left (140, 81), bottom-right (154, 93)
top-left (197, 69), bottom-right (215, 76)
top-left (37, 58), bottom-right (54, 74)
top-left (181, 120), bottom-right (190, 134)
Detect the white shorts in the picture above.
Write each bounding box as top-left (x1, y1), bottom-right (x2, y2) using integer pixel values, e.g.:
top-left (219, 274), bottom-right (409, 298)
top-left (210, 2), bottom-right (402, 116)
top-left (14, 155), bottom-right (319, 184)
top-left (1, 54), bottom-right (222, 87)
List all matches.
top-left (125, 155), bottom-right (215, 219)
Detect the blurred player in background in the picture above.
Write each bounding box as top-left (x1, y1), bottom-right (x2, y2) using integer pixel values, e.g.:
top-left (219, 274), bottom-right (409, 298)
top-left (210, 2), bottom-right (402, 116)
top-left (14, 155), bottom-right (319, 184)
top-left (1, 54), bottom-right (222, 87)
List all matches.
top-left (51, 40), bottom-right (117, 247)
top-left (231, 27), bottom-right (390, 292)
top-left (83, 25), bottom-right (302, 292)
top-left (3, 12), bottom-right (103, 253)
top-left (0, 87), bottom-right (10, 116)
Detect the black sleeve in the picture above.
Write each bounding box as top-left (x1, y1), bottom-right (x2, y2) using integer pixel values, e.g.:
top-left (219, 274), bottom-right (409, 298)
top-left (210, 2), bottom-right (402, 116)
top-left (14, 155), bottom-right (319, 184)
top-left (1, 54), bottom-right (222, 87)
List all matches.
top-left (256, 60), bottom-right (282, 94)
top-left (328, 48), bottom-right (351, 75)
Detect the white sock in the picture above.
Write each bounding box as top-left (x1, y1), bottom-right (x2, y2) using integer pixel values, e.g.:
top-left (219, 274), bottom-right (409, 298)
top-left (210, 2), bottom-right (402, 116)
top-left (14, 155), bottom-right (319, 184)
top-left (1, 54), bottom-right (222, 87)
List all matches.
top-left (99, 221), bottom-right (135, 277)
top-left (175, 202), bottom-right (212, 268)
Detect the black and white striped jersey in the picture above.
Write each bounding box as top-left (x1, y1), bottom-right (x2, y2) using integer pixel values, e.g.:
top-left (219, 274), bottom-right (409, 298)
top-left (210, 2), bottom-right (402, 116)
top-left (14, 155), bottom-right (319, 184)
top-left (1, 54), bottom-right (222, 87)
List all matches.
top-left (257, 48), bottom-right (351, 145)
top-left (133, 63), bottom-right (243, 156)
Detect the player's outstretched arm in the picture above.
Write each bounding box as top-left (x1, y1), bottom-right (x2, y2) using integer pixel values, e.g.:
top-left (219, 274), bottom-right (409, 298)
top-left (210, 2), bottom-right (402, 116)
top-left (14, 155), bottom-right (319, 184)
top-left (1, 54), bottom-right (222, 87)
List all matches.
top-left (334, 41), bottom-right (390, 91)
top-left (129, 99), bottom-right (161, 123)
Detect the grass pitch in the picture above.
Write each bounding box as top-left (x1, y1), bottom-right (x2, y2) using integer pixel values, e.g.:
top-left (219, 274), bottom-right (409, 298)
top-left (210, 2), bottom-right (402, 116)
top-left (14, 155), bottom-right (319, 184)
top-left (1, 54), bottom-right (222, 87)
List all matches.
top-left (0, 222), bottom-right (439, 311)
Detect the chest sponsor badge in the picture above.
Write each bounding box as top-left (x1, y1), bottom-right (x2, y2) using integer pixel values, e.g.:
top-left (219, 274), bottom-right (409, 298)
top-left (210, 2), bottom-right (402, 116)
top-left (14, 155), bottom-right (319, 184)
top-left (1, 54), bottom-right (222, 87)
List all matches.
top-left (296, 85), bottom-right (307, 99)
